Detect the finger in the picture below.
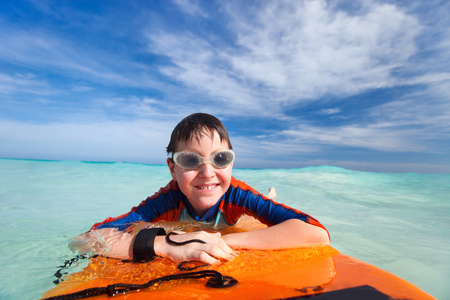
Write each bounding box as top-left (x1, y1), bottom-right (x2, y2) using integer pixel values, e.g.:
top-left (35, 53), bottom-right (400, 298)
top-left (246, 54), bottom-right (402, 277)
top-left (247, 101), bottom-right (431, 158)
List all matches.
top-left (196, 244), bottom-right (236, 261)
top-left (205, 236), bottom-right (235, 254)
top-left (192, 251), bottom-right (220, 265)
top-left (205, 236), bottom-right (235, 255)
top-left (209, 246), bottom-right (236, 261)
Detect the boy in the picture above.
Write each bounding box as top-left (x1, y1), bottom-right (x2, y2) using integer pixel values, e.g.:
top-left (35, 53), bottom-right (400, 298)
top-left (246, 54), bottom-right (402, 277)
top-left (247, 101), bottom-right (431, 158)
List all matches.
top-left (71, 113), bottom-right (329, 265)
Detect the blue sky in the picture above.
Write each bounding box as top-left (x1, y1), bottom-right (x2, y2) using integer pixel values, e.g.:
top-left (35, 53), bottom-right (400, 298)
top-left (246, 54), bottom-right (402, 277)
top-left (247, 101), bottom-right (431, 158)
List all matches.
top-left (1, 0), bottom-right (449, 173)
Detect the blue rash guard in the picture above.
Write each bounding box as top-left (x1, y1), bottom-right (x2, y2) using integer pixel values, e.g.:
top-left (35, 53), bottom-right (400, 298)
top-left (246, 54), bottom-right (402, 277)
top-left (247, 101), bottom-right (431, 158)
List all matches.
top-left (91, 177), bottom-right (328, 235)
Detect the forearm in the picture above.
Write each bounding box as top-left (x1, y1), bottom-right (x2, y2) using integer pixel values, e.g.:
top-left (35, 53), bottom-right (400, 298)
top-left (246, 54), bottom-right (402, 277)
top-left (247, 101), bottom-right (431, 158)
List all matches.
top-left (70, 220), bottom-right (327, 262)
top-left (70, 228), bottom-right (235, 265)
top-left (222, 219), bottom-right (330, 250)
top-left (69, 228), bottom-right (135, 260)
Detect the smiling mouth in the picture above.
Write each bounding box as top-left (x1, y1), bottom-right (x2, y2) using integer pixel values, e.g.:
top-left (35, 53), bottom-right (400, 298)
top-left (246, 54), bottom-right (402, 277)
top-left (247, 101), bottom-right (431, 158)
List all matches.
top-left (197, 184), bottom-right (218, 190)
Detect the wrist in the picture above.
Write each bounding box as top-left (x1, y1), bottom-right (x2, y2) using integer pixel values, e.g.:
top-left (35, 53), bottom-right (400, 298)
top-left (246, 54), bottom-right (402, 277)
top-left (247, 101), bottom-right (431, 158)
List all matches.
top-left (133, 228), bottom-right (166, 262)
top-left (222, 232), bottom-right (245, 248)
top-left (153, 235), bottom-right (168, 257)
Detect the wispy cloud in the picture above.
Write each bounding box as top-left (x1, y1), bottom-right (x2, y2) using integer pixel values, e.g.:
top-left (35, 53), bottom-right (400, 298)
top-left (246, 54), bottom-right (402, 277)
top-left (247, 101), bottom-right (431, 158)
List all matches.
top-left (139, 0), bottom-right (450, 158)
top-left (319, 108), bottom-right (341, 115)
top-left (283, 124), bottom-right (428, 152)
top-left (229, 1), bottom-right (421, 96)
top-left (240, 78), bottom-right (450, 156)
top-left (0, 119), bottom-right (174, 163)
top-left (143, 0), bottom-right (424, 115)
top-left (171, 0), bottom-right (208, 17)
top-left (0, 73), bottom-right (51, 95)
top-left (0, 21), bottom-right (164, 90)
top-left (0, 0), bottom-right (449, 172)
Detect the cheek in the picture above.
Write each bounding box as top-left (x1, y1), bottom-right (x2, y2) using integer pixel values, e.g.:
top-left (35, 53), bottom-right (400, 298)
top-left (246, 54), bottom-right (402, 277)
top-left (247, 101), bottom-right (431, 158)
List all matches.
top-left (219, 168), bottom-right (233, 186)
top-left (174, 169), bottom-right (196, 186)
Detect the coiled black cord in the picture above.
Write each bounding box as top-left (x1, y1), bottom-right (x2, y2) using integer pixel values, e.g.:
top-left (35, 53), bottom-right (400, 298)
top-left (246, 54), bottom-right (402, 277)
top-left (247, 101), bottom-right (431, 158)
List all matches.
top-left (44, 232), bottom-right (237, 300)
top-left (42, 270), bottom-right (237, 300)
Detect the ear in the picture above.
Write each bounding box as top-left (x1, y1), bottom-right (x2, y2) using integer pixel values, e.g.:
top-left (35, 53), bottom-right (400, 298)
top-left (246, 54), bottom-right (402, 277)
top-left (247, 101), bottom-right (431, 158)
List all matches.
top-left (167, 158), bottom-right (177, 181)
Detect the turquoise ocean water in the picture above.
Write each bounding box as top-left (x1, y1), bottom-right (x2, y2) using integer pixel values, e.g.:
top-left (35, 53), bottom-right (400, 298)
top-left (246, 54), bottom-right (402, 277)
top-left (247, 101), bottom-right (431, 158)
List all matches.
top-left (0, 158), bottom-right (448, 299)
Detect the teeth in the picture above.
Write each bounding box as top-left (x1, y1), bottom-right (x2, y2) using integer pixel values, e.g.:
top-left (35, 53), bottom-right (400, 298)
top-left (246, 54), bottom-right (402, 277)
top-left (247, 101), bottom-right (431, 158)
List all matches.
top-left (199, 185), bottom-right (216, 190)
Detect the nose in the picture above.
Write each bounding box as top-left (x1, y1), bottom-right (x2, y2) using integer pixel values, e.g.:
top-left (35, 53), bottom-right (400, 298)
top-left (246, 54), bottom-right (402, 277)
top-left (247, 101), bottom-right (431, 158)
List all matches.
top-left (198, 162), bottom-right (215, 178)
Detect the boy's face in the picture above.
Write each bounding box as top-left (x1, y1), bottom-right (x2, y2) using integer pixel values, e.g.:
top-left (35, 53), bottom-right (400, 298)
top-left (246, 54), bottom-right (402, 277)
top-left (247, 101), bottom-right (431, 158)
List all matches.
top-left (167, 130), bottom-right (233, 218)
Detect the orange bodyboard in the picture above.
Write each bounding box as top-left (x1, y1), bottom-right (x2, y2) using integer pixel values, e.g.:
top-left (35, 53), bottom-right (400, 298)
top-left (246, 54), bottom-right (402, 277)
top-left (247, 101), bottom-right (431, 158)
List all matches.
top-left (42, 217), bottom-right (435, 299)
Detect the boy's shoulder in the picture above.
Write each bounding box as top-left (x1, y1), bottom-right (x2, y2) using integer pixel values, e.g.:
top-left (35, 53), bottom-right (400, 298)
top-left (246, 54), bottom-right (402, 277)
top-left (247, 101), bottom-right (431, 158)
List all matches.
top-left (229, 177), bottom-right (263, 196)
top-left (147, 180), bottom-right (180, 199)
top-left (230, 176), bottom-right (249, 189)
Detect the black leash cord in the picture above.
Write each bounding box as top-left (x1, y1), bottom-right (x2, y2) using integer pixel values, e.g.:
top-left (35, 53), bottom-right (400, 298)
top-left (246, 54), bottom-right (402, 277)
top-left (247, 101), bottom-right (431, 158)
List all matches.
top-left (44, 233), bottom-right (237, 300)
top-left (53, 255), bottom-right (95, 285)
top-left (42, 270), bottom-right (238, 300)
top-left (166, 231), bottom-right (207, 246)
top-left (166, 231), bottom-right (210, 271)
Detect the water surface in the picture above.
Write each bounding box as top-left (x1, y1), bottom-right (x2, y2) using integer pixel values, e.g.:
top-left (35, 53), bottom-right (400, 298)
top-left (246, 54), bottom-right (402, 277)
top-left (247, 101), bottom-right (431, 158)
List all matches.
top-left (0, 159), bottom-right (448, 299)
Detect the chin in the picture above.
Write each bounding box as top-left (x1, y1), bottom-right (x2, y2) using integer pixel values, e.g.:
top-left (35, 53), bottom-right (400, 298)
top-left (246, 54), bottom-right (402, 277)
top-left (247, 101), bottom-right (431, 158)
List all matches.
top-left (195, 195), bottom-right (222, 211)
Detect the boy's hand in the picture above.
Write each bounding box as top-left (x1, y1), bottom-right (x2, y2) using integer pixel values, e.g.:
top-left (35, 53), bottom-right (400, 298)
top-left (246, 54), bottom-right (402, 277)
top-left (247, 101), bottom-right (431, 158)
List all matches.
top-left (154, 231), bottom-right (236, 265)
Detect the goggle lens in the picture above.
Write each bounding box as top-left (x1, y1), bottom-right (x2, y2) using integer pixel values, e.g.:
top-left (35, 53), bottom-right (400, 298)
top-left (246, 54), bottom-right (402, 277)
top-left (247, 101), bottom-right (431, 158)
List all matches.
top-left (173, 150), bottom-right (234, 170)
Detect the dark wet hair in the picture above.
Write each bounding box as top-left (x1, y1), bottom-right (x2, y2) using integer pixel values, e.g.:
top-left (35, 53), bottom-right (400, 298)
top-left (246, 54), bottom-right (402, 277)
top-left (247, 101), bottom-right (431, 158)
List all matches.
top-left (167, 113), bottom-right (232, 156)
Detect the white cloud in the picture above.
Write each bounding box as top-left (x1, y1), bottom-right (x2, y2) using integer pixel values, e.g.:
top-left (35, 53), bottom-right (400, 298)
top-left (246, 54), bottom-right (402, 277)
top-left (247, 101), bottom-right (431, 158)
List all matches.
top-left (0, 119), bottom-right (174, 163)
top-left (144, 0), bottom-right (423, 117)
top-left (1, 0), bottom-right (448, 173)
top-left (0, 24), bottom-right (162, 90)
top-left (144, 31), bottom-right (267, 115)
top-left (231, 135), bottom-right (319, 160)
top-left (235, 78), bottom-right (450, 155)
top-left (172, 0), bottom-right (208, 17)
top-left (228, 0), bottom-right (421, 100)
top-left (0, 73), bottom-right (52, 95)
top-left (320, 108), bottom-right (341, 115)
top-left (141, 0), bottom-right (449, 156)
top-left (1, 0), bottom-right (439, 120)
top-left (282, 124), bottom-right (428, 152)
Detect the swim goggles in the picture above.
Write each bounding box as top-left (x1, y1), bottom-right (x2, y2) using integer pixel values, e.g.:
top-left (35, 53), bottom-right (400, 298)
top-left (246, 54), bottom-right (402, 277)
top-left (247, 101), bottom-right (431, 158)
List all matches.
top-left (172, 150), bottom-right (235, 170)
